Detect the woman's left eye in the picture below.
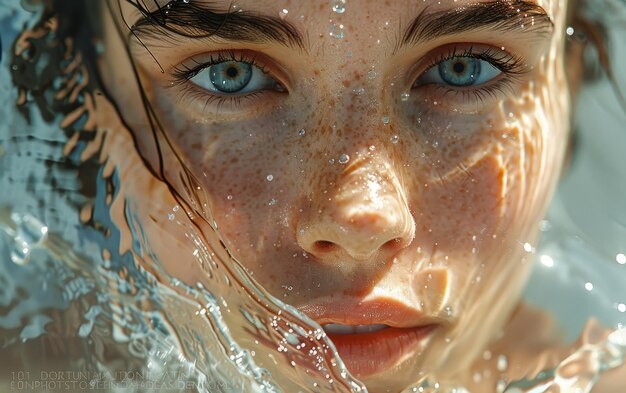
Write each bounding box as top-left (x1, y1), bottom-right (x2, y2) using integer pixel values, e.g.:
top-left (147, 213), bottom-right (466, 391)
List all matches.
top-left (190, 60), bottom-right (282, 95)
top-left (415, 56), bottom-right (502, 87)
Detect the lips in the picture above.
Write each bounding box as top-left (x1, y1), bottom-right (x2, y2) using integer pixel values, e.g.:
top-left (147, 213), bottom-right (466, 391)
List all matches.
top-left (298, 299), bottom-right (439, 377)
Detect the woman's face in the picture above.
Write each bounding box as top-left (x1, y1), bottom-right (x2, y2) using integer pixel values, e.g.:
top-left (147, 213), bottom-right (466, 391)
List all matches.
top-left (100, 0), bottom-right (571, 390)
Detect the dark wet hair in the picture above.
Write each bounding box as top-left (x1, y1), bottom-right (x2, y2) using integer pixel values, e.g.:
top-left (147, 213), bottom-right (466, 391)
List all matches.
top-left (51, 0), bottom-right (102, 87)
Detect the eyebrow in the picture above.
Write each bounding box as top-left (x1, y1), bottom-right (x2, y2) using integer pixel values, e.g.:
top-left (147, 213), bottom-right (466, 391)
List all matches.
top-left (399, 0), bottom-right (554, 50)
top-left (128, 0), bottom-right (552, 52)
top-left (128, 0), bottom-right (305, 49)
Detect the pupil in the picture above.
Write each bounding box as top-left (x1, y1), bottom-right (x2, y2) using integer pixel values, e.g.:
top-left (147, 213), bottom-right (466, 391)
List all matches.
top-left (453, 62), bottom-right (465, 74)
top-left (226, 67), bottom-right (239, 78)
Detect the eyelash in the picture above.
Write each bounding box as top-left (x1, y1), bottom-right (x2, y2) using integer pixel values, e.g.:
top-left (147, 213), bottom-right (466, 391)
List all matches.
top-left (416, 45), bottom-right (530, 102)
top-left (169, 46), bottom-right (530, 110)
top-left (170, 50), bottom-right (275, 109)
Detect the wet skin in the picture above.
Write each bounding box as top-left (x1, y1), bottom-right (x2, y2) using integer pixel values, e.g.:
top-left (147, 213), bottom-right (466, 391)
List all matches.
top-left (99, 0), bottom-right (574, 390)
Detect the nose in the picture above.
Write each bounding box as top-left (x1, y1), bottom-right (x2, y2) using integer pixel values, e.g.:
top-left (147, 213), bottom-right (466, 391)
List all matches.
top-left (297, 159), bottom-right (415, 262)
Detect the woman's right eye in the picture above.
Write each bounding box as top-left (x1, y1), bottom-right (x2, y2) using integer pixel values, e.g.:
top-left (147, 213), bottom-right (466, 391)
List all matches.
top-left (189, 60), bottom-right (284, 95)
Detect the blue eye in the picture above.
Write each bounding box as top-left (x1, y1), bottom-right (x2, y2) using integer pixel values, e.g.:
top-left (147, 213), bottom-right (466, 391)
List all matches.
top-left (190, 60), bottom-right (281, 95)
top-left (416, 56), bottom-right (502, 87)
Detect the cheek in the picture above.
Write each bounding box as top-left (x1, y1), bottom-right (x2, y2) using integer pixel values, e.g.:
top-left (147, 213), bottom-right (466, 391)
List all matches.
top-left (150, 110), bottom-right (316, 261)
top-left (420, 153), bottom-right (506, 248)
top-left (405, 88), bottom-right (566, 269)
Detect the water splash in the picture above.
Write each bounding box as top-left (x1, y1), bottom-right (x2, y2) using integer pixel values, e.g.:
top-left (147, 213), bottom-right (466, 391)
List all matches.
top-left (505, 327), bottom-right (626, 393)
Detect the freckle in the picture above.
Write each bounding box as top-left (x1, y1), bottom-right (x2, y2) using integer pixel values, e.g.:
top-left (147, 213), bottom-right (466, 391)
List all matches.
top-left (191, 142), bottom-right (202, 151)
top-left (314, 69), bottom-right (321, 76)
top-left (342, 80), bottom-right (350, 88)
top-left (229, 157), bottom-right (239, 164)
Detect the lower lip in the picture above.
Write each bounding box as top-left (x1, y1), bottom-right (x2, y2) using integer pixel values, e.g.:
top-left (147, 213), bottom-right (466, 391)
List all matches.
top-left (325, 325), bottom-right (436, 377)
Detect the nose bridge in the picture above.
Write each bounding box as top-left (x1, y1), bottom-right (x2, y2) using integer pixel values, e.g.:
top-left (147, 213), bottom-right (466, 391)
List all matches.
top-left (298, 153), bottom-right (416, 262)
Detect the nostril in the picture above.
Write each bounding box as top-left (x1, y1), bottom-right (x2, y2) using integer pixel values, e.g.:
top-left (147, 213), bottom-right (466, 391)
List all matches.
top-left (313, 240), bottom-right (337, 253)
top-left (382, 237), bottom-right (404, 250)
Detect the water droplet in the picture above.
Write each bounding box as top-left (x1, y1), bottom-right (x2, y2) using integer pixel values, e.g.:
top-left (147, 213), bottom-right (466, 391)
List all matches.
top-left (173, 205), bottom-right (180, 212)
top-left (269, 198), bottom-right (277, 206)
top-left (540, 254), bottom-right (554, 267)
top-left (616, 253), bottom-right (626, 265)
top-left (168, 213), bottom-right (175, 221)
top-left (496, 379), bottom-right (507, 393)
top-left (266, 174), bottom-right (274, 182)
top-left (382, 116), bottom-right (390, 124)
top-left (566, 26), bottom-right (575, 36)
top-left (369, 145), bottom-right (376, 151)
top-left (390, 135), bottom-right (400, 144)
top-left (338, 154), bottom-right (350, 164)
top-left (367, 70), bottom-right (377, 80)
top-left (182, 0), bottom-right (190, 3)
top-left (227, 195), bottom-right (233, 200)
top-left (497, 354), bottom-right (508, 371)
top-left (618, 304), bottom-right (626, 313)
top-left (328, 158), bottom-right (336, 165)
top-left (332, 0), bottom-right (346, 13)
top-left (523, 242), bottom-right (533, 253)
top-left (585, 282), bottom-right (593, 291)
top-left (432, 141), bottom-right (439, 148)
top-left (279, 8), bottom-right (289, 18)
top-left (444, 306), bottom-right (453, 316)
top-left (329, 23), bottom-right (345, 39)
top-left (5, 213), bottom-right (48, 265)
top-left (401, 92), bottom-right (410, 101)
top-left (298, 128), bottom-right (306, 136)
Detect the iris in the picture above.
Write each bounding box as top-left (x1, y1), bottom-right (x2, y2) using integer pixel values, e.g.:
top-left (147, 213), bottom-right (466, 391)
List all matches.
top-left (438, 57), bottom-right (481, 87)
top-left (209, 61), bottom-right (253, 93)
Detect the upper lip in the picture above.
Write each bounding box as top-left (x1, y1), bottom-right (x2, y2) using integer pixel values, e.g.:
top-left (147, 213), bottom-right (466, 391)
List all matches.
top-left (297, 298), bottom-right (440, 328)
